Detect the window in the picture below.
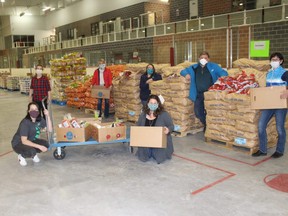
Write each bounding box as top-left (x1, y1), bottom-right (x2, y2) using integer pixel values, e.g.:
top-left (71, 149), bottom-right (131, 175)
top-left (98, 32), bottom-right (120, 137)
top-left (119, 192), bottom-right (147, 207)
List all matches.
top-left (67, 29), bottom-right (74, 39)
top-left (91, 22), bottom-right (99, 35)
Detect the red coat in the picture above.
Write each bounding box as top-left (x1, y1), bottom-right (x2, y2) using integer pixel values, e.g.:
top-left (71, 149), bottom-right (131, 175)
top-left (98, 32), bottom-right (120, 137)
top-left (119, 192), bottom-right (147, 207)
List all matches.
top-left (91, 68), bottom-right (112, 88)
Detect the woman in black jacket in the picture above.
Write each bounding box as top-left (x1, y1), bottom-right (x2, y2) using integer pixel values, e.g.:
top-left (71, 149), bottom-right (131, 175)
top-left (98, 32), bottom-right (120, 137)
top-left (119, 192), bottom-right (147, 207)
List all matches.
top-left (139, 64), bottom-right (162, 106)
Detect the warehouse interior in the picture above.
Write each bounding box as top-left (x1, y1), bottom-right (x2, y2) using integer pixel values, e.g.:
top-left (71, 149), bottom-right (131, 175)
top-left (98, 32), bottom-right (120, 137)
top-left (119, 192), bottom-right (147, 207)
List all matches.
top-left (1, 0), bottom-right (288, 216)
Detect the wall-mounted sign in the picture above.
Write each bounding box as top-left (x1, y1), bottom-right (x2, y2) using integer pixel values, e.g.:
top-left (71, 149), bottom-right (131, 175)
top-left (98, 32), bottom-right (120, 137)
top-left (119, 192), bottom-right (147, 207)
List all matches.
top-left (250, 40), bottom-right (270, 57)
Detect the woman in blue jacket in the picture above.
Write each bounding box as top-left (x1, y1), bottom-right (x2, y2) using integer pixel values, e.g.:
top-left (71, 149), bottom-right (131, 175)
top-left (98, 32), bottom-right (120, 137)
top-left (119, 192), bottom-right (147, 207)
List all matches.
top-left (252, 52), bottom-right (288, 158)
top-left (139, 64), bottom-right (162, 106)
top-left (180, 51), bottom-right (228, 131)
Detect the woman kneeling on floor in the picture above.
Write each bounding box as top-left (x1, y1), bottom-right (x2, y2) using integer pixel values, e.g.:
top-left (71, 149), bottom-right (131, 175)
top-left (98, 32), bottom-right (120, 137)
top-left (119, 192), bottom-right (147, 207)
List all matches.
top-left (136, 94), bottom-right (174, 164)
top-left (11, 102), bottom-right (52, 166)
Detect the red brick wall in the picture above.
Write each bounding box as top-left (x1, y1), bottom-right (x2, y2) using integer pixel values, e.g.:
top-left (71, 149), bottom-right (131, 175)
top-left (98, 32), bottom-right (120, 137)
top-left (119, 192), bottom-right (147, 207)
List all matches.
top-left (203, 0), bottom-right (232, 17)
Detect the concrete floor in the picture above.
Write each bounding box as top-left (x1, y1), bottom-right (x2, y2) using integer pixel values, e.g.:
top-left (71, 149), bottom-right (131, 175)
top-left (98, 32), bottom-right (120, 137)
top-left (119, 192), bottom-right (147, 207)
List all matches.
top-left (0, 89), bottom-right (288, 216)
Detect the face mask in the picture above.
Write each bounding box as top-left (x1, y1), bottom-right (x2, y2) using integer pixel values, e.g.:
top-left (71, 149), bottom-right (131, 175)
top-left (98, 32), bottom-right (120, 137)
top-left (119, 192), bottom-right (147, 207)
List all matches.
top-left (148, 103), bottom-right (158, 111)
top-left (270, 61), bottom-right (280, 69)
top-left (147, 68), bottom-right (153, 75)
top-left (199, 58), bottom-right (208, 66)
top-left (36, 69), bottom-right (42, 74)
top-left (99, 64), bottom-right (106, 70)
top-left (29, 110), bottom-right (39, 118)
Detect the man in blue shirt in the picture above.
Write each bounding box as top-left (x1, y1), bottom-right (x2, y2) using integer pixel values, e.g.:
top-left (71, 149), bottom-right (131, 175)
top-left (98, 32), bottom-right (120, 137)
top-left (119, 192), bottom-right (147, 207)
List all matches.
top-left (180, 51), bottom-right (228, 131)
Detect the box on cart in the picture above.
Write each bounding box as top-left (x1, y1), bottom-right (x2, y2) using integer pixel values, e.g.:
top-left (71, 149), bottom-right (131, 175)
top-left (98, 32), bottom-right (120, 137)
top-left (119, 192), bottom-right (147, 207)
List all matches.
top-left (250, 86), bottom-right (288, 109)
top-left (130, 126), bottom-right (167, 148)
top-left (86, 119), bottom-right (126, 142)
top-left (91, 85), bottom-right (110, 99)
top-left (56, 126), bottom-right (90, 142)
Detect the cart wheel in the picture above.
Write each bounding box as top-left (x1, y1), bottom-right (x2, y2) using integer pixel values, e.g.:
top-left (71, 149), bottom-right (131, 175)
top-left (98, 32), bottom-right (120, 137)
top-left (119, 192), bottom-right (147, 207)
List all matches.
top-left (53, 149), bottom-right (66, 160)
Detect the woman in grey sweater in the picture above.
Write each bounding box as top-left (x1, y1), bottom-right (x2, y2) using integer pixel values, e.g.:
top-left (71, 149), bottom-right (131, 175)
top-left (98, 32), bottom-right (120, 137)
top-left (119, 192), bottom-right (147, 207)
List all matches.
top-left (136, 94), bottom-right (174, 164)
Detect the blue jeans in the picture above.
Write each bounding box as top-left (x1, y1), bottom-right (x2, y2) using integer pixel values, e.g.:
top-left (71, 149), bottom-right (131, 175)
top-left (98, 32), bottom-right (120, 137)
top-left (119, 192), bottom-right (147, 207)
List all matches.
top-left (258, 109), bottom-right (287, 154)
top-left (97, 98), bottom-right (109, 118)
top-left (194, 93), bottom-right (206, 126)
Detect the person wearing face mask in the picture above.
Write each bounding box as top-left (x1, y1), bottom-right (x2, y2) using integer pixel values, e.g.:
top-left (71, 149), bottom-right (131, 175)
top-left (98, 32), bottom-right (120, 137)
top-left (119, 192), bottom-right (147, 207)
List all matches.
top-left (252, 52), bottom-right (288, 158)
top-left (180, 51), bottom-right (228, 132)
top-left (91, 59), bottom-right (112, 118)
top-left (11, 102), bottom-right (52, 166)
top-left (139, 64), bottom-right (162, 106)
top-left (136, 94), bottom-right (174, 164)
top-left (29, 64), bottom-right (51, 119)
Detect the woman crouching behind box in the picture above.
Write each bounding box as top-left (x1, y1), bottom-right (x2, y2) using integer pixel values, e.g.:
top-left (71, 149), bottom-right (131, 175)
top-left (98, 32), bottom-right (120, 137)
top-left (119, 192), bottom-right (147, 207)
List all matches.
top-left (136, 94), bottom-right (174, 164)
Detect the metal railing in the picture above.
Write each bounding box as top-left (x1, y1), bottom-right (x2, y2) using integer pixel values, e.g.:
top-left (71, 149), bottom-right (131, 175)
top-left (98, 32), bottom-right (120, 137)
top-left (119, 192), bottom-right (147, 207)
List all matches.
top-left (24, 4), bottom-right (288, 55)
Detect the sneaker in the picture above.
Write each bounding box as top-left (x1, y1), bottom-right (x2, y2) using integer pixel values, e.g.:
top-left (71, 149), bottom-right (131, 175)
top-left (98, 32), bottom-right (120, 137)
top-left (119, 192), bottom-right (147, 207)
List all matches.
top-left (18, 154), bottom-right (27, 166)
top-left (271, 152), bottom-right (283, 158)
top-left (32, 154), bottom-right (40, 163)
top-left (252, 150), bottom-right (267, 157)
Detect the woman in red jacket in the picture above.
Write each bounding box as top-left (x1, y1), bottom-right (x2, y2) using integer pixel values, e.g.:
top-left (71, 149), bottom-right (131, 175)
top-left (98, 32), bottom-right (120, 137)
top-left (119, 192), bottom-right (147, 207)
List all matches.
top-left (91, 59), bottom-right (112, 118)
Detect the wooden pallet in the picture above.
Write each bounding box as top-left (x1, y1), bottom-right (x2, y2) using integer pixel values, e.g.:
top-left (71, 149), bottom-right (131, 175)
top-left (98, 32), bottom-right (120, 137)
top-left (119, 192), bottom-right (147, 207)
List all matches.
top-left (205, 136), bottom-right (258, 155)
top-left (172, 127), bottom-right (204, 137)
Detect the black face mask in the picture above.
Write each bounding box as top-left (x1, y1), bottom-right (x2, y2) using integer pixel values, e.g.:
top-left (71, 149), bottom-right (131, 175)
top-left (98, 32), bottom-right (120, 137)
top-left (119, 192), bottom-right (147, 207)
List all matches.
top-left (29, 110), bottom-right (39, 118)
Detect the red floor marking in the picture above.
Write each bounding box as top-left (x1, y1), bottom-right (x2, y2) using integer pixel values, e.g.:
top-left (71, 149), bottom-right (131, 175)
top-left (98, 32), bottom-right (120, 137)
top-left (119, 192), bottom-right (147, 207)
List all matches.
top-left (0, 150), bottom-right (13, 157)
top-left (173, 153), bottom-right (236, 195)
top-left (192, 147), bottom-right (271, 166)
top-left (264, 174), bottom-right (288, 193)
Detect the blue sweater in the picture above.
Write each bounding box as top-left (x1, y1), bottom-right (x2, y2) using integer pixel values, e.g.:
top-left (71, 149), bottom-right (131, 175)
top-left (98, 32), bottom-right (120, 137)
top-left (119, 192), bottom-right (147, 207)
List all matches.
top-left (180, 62), bottom-right (228, 102)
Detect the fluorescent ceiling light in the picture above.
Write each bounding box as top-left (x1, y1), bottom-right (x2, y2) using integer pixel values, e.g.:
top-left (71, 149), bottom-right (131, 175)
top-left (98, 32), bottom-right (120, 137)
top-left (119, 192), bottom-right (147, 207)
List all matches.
top-left (0, 0), bottom-right (5, 3)
top-left (50, 8), bottom-right (56, 11)
top-left (42, 7), bottom-right (50, 11)
top-left (25, 13), bottom-right (32, 16)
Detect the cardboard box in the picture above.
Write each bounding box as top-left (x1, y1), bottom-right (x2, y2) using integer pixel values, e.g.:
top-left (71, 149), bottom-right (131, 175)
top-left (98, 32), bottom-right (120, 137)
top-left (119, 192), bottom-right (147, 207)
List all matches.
top-left (56, 126), bottom-right (90, 142)
top-left (91, 86), bottom-right (110, 99)
top-left (130, 126), bottom-right (167, 148)
top-left (250, 86), bottom-right (288, 109)
top-left (88, 120), bottom-right (126, 142)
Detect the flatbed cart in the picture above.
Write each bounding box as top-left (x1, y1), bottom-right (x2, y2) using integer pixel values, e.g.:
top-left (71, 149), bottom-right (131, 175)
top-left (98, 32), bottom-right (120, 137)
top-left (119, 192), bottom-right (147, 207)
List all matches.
top-left (49, 137), bottom-right (131, 160)
top-left (45, 98), bottom-right (132, 160)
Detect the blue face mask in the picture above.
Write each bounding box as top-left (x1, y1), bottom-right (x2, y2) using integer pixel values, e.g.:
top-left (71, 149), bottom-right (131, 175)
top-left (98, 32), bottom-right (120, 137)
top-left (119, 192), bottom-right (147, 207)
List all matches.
top-left (147, 68), bottom-right (153, 75)
top-left (148, 103), bottom-right (158, 111)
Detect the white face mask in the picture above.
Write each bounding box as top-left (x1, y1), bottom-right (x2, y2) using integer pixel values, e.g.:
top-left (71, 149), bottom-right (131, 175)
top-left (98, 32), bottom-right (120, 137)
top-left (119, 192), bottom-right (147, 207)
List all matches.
top-left (99, 64), bottom-right (106, 70)
top-left (36, 69), bottom-right (42, 74)
top-left (270, 61), bottom-right (280, 69)
top-left (199, 58), bottom-right (208, 66)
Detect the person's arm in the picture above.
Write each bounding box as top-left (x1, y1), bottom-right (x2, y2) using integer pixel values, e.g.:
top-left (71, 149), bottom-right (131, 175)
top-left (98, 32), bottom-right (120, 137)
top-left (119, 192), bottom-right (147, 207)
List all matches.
top-left (19, 121), bottom-right (47, 152)
top-left (280, 71), bottom-right (288, 99)
top-left (162, 112), bottom-right (174, 135)
top-left (214, 63), bottom-right (228, 77)
top-left (29, 78), bottom-right (34, 102)
top-left (136, 113), bottom-right (145, 126)
top-left (180, 66), bottom-right (194, 81)
top-left (29, 89), bottom-right (33, 102)
top-left (43, 109), bottom-right (53, 132)
top-left (107, 68), bottom-right (113, 88)
top-left (152, 73), bottom-right (162, 81)
top-left (280, 90), bottom-right (288, 99)
top-left (91, 70), bottom-right (97, 86)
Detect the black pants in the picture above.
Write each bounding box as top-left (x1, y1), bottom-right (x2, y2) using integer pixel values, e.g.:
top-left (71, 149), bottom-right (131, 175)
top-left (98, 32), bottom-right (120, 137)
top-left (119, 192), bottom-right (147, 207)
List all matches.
top-left (34, 100), bottom-right (47, 119)
top-left (194, 92), bottom-right (206, 126)
top-left (13, 139), bottom-right (49, 158)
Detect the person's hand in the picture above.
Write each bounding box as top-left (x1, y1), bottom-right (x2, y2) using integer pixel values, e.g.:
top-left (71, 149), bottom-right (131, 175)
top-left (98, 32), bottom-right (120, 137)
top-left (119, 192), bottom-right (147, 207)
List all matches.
top-left (146, 79), bottom-right (153, 84)
top-left (164, 127), bottom-right (169, 135)
top-left (185, 74), bottom-right (191, 81)
top-left (38, 145), bottom-right (48, 152)
top-left (43, 109), bottom-right (49, 116)
top-left (280, 90), bottom-right (288, 99)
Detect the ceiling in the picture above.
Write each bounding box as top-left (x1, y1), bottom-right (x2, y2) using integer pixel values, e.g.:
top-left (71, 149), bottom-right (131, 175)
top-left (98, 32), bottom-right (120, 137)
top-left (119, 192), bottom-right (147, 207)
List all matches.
top-left (0, 0), bottom-right (82, 16)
